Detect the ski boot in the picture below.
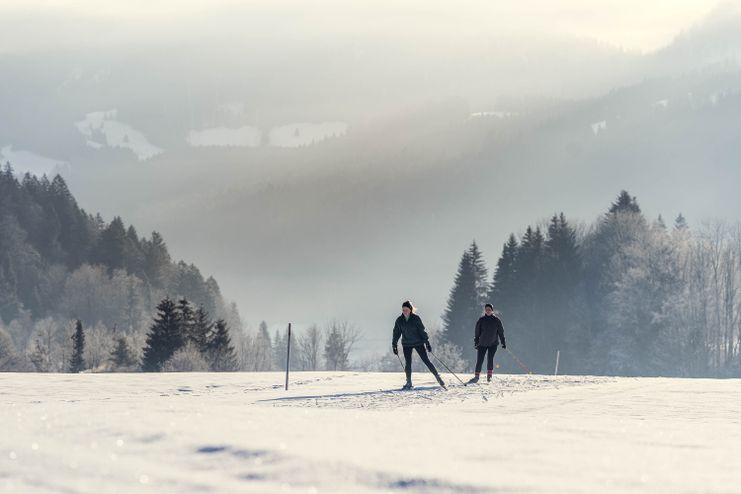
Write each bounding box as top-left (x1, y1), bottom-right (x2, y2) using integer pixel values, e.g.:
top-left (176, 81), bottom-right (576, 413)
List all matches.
top-left (402, 381), bottom-right (413, 390)
top-left (467, 374), bottom-right (480, 385)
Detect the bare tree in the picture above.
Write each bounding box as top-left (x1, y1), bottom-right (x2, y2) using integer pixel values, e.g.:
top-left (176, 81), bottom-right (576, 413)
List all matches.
top-left (85, 322), bottom-right (113, 371)
top-left (297, 324), bottom-right (323, 370)
top-left (323, 320), bottom-right (361, 371)
top-left (0, 328), bottom-right (32, 371)
top-left (162, 343), bottom-right (210, 372)
top-left (27, 318), bottom-right (68, 372)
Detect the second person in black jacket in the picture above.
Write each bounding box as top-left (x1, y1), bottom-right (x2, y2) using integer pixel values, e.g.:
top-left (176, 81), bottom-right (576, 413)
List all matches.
top-left (392, 301), bottom-right (446, 390)
top-left (468, 303), bottom-right (507, 383)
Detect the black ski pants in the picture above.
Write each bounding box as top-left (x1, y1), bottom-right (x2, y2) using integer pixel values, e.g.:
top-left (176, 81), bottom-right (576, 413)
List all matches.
top-left (475, 345), bottom-right (498, 373)
top-left (403, 345), bottom-right (438, 382)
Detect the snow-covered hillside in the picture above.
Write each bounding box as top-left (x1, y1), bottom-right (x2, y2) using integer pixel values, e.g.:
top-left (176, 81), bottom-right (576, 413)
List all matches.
top-left (75, 110), bottom-right (163, 161)
top-left (0, 145), bottom-right (69, 177)
top-left (2, 373), bottom-right (739, 493)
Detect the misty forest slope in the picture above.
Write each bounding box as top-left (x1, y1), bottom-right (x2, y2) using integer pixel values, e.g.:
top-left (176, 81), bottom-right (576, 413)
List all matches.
top-left (123, 64), bottom-right (741, 334)
top-left (0, 169), bottom-right (237, 363)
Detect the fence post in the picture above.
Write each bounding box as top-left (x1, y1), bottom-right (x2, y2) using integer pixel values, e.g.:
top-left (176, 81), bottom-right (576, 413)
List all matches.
top-left (285, 323), bottom-right (292, 391)
top-left (554, 349), bottom-right (560, 376)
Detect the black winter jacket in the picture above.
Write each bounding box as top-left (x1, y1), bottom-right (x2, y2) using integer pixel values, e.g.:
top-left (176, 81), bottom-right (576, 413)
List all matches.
top-left (474, 315), bottom-right (506, 348)
top-left (392, 313), bottom-right (430, 347)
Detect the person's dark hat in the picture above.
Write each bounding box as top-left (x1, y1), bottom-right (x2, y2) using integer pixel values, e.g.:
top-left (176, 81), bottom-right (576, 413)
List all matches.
top-left (402, 300), bottom-right (413, 310)
top-left (484, 303), bottom-right (494, 310)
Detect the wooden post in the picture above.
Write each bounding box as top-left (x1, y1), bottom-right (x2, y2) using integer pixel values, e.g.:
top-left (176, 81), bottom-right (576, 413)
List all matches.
top-left (285, 323), bottom-right (292, 391)
top-left (554, 349), bottom-right (560, 376)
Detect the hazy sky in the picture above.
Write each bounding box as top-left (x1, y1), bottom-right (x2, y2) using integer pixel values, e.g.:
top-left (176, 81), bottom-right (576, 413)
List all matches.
top-left (0, 0), bottom-right (726, 53)
top-left (3, 0), bottom-right (740, 353)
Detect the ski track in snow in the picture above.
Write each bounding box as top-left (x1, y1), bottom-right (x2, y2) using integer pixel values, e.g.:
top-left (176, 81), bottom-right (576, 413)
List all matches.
top-left (262, 375), bottom-right (611, 409)
top-left (1, 372), bottom-right (740, 494)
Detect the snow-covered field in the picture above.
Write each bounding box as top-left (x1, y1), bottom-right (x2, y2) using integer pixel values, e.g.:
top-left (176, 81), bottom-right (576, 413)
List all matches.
top-left (2, 372), bottom-right (739, 493)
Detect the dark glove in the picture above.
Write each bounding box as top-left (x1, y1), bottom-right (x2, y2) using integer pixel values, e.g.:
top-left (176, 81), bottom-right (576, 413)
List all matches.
top-left (502, 344), bottom-right (507, 349)
top-left (474, 338), bottom-right (479, 349)
top-left (425, 341), bottom-right (432, 352)
top-left (392, 345), bottom-right (398, 355)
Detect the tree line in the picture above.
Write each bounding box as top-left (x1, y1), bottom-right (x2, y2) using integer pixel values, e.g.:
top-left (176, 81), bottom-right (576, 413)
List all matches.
top-left (1, 294), bottom-right (366, 373)
top-left (11, 166), bottom-right (735, 377)
top-left (441, 191), bottom-right (741, 377)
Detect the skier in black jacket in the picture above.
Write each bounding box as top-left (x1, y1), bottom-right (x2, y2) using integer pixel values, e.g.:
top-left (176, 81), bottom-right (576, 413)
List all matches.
top-left (468, 303), bottom-right (506, 383)
top-left (392, 301), bottom-right (446, 390)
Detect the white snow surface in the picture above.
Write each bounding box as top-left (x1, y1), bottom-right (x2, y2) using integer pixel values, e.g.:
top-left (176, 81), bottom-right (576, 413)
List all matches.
top-left (2, 372), bottom-right (739, 493)
top-left (75, 110), bottom-right (163, 160)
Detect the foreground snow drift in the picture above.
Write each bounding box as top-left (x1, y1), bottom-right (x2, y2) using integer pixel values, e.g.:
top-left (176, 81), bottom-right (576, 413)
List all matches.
top-left (1, 373), bottom-right (739, 493)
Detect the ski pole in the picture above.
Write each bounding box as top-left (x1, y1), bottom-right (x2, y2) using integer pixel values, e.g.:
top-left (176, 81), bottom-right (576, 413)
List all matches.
top-left (396, 352), bottom-right (405, 371)
top-left (429, 351), bottom-right (466, 386)
top-left (506, 348), bottom-right (533, 374)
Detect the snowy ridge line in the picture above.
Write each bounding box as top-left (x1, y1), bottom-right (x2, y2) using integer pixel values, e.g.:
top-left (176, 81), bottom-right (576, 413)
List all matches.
top-left (260, 375), bottom-right (614, 409)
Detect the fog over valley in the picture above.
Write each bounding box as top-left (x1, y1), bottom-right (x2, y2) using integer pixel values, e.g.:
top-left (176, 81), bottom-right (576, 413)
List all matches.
top-left (3, 0), bottom-right (741, 355)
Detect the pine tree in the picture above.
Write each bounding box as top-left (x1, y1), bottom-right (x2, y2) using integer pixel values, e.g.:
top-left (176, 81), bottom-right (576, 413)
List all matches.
top-left (69, 319), bottom-right (86, 373)
top-left (542, 213), bottom-right (585, 372)
top-left (190, 306), bottom-right (213, 354)
top-left (141, 297), bottom-right (185, 371)
top-left (124, 225), bottom-right (145, 277)
top-left (609, 190), bottom-right (641, 214)
top-left (469, 241), bottom-right (489, 305)
top-left (92, 217), bottom-right (128, 273)
top-left (674, 213), bottom-right (688, 231)
top-left (656, 215), bottom-right (667, 230)
top-left (580, 192), bottom-right (650, 368)
top-left (442, 241), bottom-right (488, 353)
top-left (142, 231), bottom-right (171, 287)
top-left (0, 255), bottom-right (21, 322)
top-left (587, 193), bottom-right (650, 370)
top-left (49, 174), bottom-right (91, 268)
top-left (506, 226), bottom-right (546, 369)
top-left (110, 336), bottom-right (137, 369)
top-left (176, 298), bottom-right (195, 345)
top-left (208, 319), bottom-right (238, 371)
top-left (489, 234), bottom-right (519, 311)
top-left (253, 321), bottom-right (273, 371)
